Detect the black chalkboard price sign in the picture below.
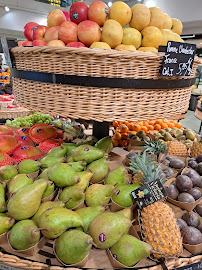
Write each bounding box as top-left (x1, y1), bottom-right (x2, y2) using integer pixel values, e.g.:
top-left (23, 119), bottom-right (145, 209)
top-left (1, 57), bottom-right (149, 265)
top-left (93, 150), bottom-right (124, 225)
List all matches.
top-left (160, 41), bottom-right (196, 77)
top-left (173, 261), bottom-right (202, 270)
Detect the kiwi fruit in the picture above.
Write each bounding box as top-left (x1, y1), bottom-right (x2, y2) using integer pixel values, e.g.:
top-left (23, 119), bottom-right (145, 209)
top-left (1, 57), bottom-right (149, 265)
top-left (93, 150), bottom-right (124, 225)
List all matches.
top-left (183, 170), bottom-right (201, 187)
top-left (169, 159), bottom-right (185, 169)
top-left (198, 223), bottom-right (202, 233)
top-left (188, 188), bottom-right (201, 200)
top-left (195, 204), bottom-right (202, 217)
top-left (178, 193), bottom-right (195, 203)
top-left (196, 163), bottom-right (202, 176)
top-left (176, 175), bottom-right (193, 192)
top-left (161, 159), bottom-right (170, 166)
top-left (182, 212), bottom-right (200, 228)
top-left (162, 167), bottom-right (174, 178)
top-left (177, 218), bottom-right (188, 231)
top-left (165, 184), bottom-right (179, 200)
top-left (181, 226), bottom-right (202, 245)
top-left (196, 155), bottom-right (202, 163)
top-left (188, 159), bottom-right (198, 170)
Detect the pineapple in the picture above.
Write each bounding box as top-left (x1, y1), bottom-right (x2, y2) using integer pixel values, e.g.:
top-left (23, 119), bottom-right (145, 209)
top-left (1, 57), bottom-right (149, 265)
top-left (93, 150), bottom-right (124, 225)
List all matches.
top-left (166, 141), bottom-right (188, 156)
top-left (130, 152), bottom-right (183, 258)
top-left (190, 135), bottom-right (202, 158)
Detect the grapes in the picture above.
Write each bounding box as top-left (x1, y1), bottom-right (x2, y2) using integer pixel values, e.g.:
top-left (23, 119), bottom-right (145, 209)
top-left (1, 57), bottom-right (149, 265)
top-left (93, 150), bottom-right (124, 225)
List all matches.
top-left (6, 112), bottom-right (54, 127)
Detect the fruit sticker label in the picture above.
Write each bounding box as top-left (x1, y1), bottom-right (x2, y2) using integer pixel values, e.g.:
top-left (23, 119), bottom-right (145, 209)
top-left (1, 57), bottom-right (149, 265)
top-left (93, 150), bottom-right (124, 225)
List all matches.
top-left (84, 148), bottom-right (89, 152)
top-left (21, 136), bottom-right (28, 141)
top-left (99, 233), bottom-right (106, 242)
top-left (114, 189), bottom-right (120, 196)
top-left (160, 41), bottom-right (196, 77)
top-left (131, 180), bottom-right (167, 209)
top-left (73, 13), bottom-right (79, 19)
top-left (105, 8), bottom-right (108, 14)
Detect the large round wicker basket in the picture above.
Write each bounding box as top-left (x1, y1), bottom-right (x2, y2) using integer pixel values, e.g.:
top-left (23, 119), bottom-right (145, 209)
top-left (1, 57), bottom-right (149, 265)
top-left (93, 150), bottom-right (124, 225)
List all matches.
top-left (10, 47), bottom-right (201, 122)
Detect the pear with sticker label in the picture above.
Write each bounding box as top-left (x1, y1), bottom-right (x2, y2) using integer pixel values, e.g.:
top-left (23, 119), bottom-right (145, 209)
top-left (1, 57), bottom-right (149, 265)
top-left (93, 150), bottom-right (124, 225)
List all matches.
top-left (112, 184), bottom-right (140, 207)
top-left (73, 145), bottom-right (104, 164)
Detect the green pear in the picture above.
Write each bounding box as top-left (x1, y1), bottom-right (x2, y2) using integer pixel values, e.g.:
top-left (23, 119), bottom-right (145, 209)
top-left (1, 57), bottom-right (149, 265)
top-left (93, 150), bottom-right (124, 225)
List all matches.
top-left (7, 179), bottom-right (47, 220)
top-left (75, 171), bottom-right (92, 190)
top-left (89, 212), bottom-right (131, 249)
top-left (66, 155), bottom-right (74, 162)
top-left (38, 207), bottom-right (83, 239)
top-left (110, 234), bottom-right (152, 267)
top-left (55, 230), bottom-right (93, 265)
top-left (105, 166), bottom-right (127, 185)
top-left (68, 161), bottom-right (87, 172)
top-left (42, 181), bottom-right (55, 199)
top-left (32, 201), bottom-right (65, 225)
top-left (62, 143), bottom-right (77, 156)
top-left (0, 215), bottom-right (15, 235)
top-left (73, 145), bottom-right (104, 164)
top-left (47, 146), bottom-right (67, 157)
top-left (39, 167), bottom-right (51, 179)
top-left (116, 208), bottom-right (132, 220)
top-left (76, 206), bottom-right (105, 232)
top-left (9, 220), bottom-right (40, 250)
top-left (112, 184), bottom-right (140, 207)
top-left (18, 160), bottom-right (40, 174)
top-left (0, 165), bottom-right (18, 181)
top-left (85, 184), bottom-right (114, 207)
top-left (40, 156), bottom-right (65, 169)
top-left (0, 182), bottom-right (6, 212)
top-left (95, 136), bottom-right (113, 153)
top-left (59, 186), bottom-right (85, 209)
top-left (8, 174), bottom-right (33, 195)
top-left (49, 163), bottom-right (80, 187)
top-left (87, 158), bottom-right (109, 183)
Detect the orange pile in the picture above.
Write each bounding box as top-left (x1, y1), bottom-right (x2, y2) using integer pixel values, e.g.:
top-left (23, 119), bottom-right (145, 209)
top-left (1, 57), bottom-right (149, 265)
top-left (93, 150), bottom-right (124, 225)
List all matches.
top-left (112, 119), bottom-right (182, 147)
top-left (0, 68), bottom-right (10, 84)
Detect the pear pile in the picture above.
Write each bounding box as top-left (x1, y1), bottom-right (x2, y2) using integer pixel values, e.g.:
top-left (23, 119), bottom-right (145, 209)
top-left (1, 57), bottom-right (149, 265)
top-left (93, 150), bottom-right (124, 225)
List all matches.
top-left (0, 136), bottom-right (153, 267)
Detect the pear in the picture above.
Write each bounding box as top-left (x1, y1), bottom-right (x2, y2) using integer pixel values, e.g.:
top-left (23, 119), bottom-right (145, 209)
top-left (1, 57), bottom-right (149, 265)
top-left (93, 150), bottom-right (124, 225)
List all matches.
top-left (7, 179), bottom-right (47, 220)
top-left (0, 215), bottom-right (15, 235)
top-left (186, 130), bottom-right (195, 141)
top-left (42, 180), bottom-right (55, 199)
top-left (68, 161), bottom-right (87, 172)
top-left (77, 136), bottom-right (98, 146)
top-left (95, 136), bottom-right (113, 153)
top-left (66, 155), bottom-right (74, 162)
top-left (8, 174), bottom-right (33, 196)
top-left (49, 163), bottom-right (80, 187)
top-left (47, 146), bottom-right (67, 157)
top-left (0, 165), bottom-right (18, 181)
top-left (38, 207), bottom-right (83, 239)
top-left (0, 182), bottom-right (6, 212)
top-left (163, 132), bottom-right (173, 141)
top-left (110, 234), bottom-right (152, 266)
top-left (40, 156), bottom-right (65, 169)
top-left (105, 166), bottom-right (127, 185)
top-left (76, 206), bottom-right (105, 232)
top-left (87, 158), bottom-right (109, 183)
top-left (55, 230), bottom-right (93, 265)
top-left (62, 143), bottom-right (77, 156)
top-left (18, 160), bottom-right (40, 174)
top-left (112, 184), bottom-right (140, 207)
top-left (73, 145), bottom-right (104, 164)
top-left (32, 201), bottom-right (65, 225)
top-left (75, 171), bottom-right (92, 190)
top-left (85, 184), bottom-right (115, 207)
top-left (9, 220), bottom-right (40, 250)
top-left (116, 208), bottom-right (132, 220)
top-left (39, 167), bottom-right (51, 179)
top-left (89, 212), bottom-right (131, 248)
top-left (59, 186), bottom-right (85, 209)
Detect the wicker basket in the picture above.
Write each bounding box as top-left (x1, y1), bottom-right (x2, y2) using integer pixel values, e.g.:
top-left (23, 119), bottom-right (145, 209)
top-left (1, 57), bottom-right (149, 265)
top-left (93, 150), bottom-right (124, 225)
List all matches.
top-left (195, 99), bottom-right (202, 121)
top-left (10, 47), bottom-right (201, 122)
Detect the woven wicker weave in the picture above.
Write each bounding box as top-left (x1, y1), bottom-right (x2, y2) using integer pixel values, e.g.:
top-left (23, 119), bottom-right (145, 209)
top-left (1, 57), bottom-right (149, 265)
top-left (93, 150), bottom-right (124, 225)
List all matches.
top-left (195, 99), bottom-right (202, 121)
top-left (0, 107), bottom-right (33, 119)
top-left (11, 47), bottom-right (201, 122)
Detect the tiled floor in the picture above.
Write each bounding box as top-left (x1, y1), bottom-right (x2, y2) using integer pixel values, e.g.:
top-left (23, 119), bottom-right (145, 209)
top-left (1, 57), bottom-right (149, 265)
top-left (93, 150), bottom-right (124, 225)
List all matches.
top-left (180, 110), bottom-right (201, 134)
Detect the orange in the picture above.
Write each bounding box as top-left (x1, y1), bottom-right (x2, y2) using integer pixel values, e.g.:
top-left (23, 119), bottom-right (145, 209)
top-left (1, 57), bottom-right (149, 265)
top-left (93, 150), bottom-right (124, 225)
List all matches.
top-left (148, 120), bottom-right (156, 125)
top-left (112, 138), bottom-right (119, 147)
top-left (155, 119), bottom-right (163, 125)
top-left (130, 131), bottom-right (137, 135)
top-left (119, 139), bottom-right (128, 147)
top-left (121, 133), bottom-right (129, 140)
top-left (141, 126), bottom-right (148, 133)
top-left (161, 123), bottom-right (168, 129)
top-left (148, 125), bottom-right (154, 131)
top-left (154, 124), bottom-right (161, 131)
top-left (126, 122), bottom-right (133, 131)
top-left (134, 124), bottom-right (142, 132)
top-left (175, 122), bottom-right (182, 129)
top-left (113, 132), bottom-right (122, 141)
top-left (130, 123), bottom-right (136, 131)
top-left (168, 122), bottom-right (175, 128)
top-left (113, 121), bottom-right (119, 128)
top-left (144, 121), bottom-right (150, 127)
top-left (119, 124), bottom-right (129, 133)
top-left (138, 121), bottom-right (144, 127)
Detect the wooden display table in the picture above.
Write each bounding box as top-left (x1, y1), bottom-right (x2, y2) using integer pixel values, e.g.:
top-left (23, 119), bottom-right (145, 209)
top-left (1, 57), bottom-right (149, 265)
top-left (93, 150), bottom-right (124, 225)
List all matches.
top-left (0, 107), bottom-right (33, 119)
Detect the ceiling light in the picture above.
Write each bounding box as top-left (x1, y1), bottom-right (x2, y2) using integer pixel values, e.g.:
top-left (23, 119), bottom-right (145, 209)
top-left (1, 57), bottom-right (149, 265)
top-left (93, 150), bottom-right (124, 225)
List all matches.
top-left (108, 2), bottom-right (112, 7)
top-left (137, 0), bottom-right (142, 2)
top-left (4, 6), bottom-right (9, 12)
top-left (145, 0), bottom-right (156, 8)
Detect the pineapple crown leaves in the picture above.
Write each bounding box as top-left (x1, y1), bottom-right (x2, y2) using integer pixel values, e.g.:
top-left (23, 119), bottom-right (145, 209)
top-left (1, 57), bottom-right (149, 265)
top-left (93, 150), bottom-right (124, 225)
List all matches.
top-left (141, 138), bottom-right (166, 155)
top-left (129, 151), bottom-right (165, 185)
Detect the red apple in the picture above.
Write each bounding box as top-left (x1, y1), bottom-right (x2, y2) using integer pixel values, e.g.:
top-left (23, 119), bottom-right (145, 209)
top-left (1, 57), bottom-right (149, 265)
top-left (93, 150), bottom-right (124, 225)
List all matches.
top-left (66, 42), bottom-right (86, 47)
top-left (63, 11), bottom-right (70, 21)
top-left (45, 26), bottom-right (59, 42)
top-left (32, 25), bottom-right (48, 41)
top-left (58, 21), bottom-right (78, 44)
top-left (22, 41), bottom-right (33, 46)
top-left (47, 40), bottom-right (65, 47)
top-left (32, 40), bottom-right (47, 46)
top-left (78, 20), bottom-right (101, 46)
top-left (18, 41), bottom-right (24, 47)
top-left (24, 22), bottom-right (39, 41)
top-left (70, 2), bottom-right (88, 24)
top-left (47, 9), bottom-right (66, 27)
top-left (88, 1), bottom-right (109, 26)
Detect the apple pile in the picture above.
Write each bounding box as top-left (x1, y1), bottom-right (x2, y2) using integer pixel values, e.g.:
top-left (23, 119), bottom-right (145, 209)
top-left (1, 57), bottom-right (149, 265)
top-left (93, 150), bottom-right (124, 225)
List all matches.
top-left (21, 1), bottom-right (184, 51)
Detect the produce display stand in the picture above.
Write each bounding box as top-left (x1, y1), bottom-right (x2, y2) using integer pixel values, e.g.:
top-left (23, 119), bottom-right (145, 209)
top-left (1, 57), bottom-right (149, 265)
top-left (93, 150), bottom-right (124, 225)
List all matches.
top-left (195, 99), bottom-right (202, 133)
top-left (0, 45), bottom-right (201, 270)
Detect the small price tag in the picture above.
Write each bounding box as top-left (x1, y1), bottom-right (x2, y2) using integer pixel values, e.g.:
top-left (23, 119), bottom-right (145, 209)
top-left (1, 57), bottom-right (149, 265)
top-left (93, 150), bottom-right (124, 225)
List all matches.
top-left (173, 261), bottom-right (202, 270)
top-left (131, 179), bottom-right (167, 210)
top-left (160, 41), bottom-right (196, 77)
